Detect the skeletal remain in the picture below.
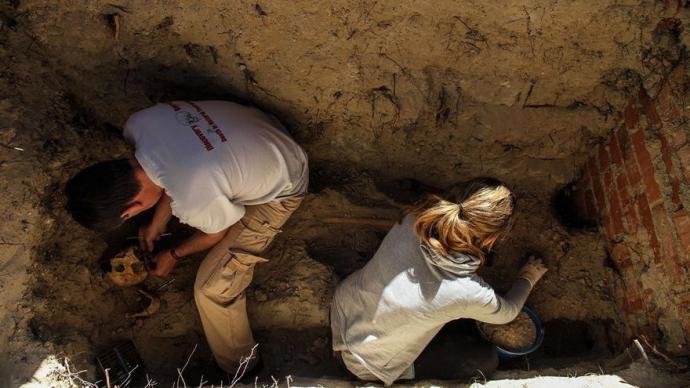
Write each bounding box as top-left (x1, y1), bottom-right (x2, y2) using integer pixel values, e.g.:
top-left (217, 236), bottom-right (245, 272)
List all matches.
top-left (106, 246), bottom-right (148, 287)
top-left (125, 289), bottom-right (160, 319)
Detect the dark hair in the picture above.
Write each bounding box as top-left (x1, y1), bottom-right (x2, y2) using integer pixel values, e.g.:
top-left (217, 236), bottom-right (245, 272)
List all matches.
top-left (65, 159), bottom-right (140, 232)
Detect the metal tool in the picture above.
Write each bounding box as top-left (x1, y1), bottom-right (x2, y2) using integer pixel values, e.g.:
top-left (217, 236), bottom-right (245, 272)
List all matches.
top-left (95, 340), bottom-right (144, 387)
top-left (125, 232), bottom-right (173, 241)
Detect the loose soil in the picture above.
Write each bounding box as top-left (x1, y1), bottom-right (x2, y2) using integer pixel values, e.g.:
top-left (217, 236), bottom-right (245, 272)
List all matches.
top-left (1, 1), bottom-right (689, 387)
top-left (479, 312), bottom-right (538, 352)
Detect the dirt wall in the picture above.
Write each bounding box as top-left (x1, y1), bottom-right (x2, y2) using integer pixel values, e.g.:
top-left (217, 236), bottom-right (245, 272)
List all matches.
top-left (15, 0), bottom-right (674, 190)
top-left (1, 0), bottom-right (689, 385)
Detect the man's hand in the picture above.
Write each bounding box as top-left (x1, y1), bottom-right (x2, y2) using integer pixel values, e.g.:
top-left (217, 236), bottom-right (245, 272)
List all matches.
top-left (139, 222), bottom-right (166, 252)
top-left (151, 249), bottom-right (177, 278)
top-left (139, 193), bottom-right (173, 252)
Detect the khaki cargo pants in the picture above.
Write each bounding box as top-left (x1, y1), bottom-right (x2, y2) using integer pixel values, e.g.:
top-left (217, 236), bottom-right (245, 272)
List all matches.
top-left (194, 196), bottom-right (303, 373)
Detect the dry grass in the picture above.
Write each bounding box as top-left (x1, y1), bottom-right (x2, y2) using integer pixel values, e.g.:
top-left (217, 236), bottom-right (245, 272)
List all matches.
top-left (56, 343), bottom-right (293, 388)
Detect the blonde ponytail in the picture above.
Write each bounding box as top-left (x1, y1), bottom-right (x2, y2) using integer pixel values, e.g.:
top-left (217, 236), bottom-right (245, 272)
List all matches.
top-left (405, 178), bottom-right (515, 264)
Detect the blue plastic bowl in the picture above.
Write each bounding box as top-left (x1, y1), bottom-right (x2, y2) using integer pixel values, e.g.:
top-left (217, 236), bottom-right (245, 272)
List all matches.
top-left (476, 305), bottom-right (545, 361)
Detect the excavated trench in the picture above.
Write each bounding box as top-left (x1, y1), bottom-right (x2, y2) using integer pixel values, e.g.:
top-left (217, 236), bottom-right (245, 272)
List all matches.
top-left (1, 1), bottom-right (690, 387)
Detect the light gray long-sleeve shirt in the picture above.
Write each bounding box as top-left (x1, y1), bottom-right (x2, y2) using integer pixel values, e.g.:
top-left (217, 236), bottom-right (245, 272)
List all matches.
top-left (331, 214), bottom-right (532, 386)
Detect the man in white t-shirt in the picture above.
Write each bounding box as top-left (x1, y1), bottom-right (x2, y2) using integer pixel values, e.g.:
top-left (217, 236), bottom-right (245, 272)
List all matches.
top-left (65, 100), bottom-right (309, 375)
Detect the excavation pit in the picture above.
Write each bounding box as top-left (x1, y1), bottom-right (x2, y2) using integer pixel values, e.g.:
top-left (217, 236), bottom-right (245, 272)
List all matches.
top-left (1, 1), bottom-right (690, 387)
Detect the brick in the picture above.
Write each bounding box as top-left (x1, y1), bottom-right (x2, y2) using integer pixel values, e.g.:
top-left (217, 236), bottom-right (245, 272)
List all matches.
top-left (598, 143), bottom-right (611, 171)
top-left (639, 88), bottom-right (661, 129)
top-left (623, 295), bottom-right (644, 315)
top-left (596, 152), bottom-right (622, 238)
top-left (656, 83), bottom-right (681, 124)
top-left (677, 293), bottom-right (690, 340)
top-left (678, 145), bottom-right (690, 182)
top-left (614, 170), bottom-right (632, 208)
top-left (611, 243), bottom-right (634, 269)
top-left (610, 129), bottom-right (625, 167)
top-left (579, 171), bottom-right (598, 218)
top-left (604, 170), bottom-right (625, 238)
top-left (658, 132), bottom-right (682, 207)
top-left (609, 131), bottom-right (638, 234)
top-left (672, 210), bottom-right (690, 260)
top-left (652, 205), bottom-right (685, 282)
top-left (678, 292), bottom-right (690, 313)
top-left (625, 285), bottom-right (645, 314)
top-left (617, 126), bottom-right (642, 190)
top-left (588, 157), bottom-right (607, 216)
top-left (624, 97), bottom-right (639, 129)
top-left (622, 275), bottom-right (656, 335)
top-left (663, 128), bottom-right (688, 149)
top-left (602, 213), bottom-right (615, 240)
top-left (636, 194), bottom-right (661, 262)
top-left (642, 288), bottom-right (659, 328)
top-left (616, 173), bottom-right (638, 235)
top-left (678, 296), bottom-right (690, 340)
top-left (631, 129), bottom-right (663, 206)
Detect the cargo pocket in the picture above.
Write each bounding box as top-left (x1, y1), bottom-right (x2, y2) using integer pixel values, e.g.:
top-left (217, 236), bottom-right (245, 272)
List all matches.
top-left (278, 196), bottom-right (303, 213)
top-left (234, 217), bottom-right (282, 254)
top-left (201, 251), bottom-right (267, 305)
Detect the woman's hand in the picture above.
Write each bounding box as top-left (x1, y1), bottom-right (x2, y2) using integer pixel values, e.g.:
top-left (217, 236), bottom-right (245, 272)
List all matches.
top-left (518, 256), bottom-right (548, 288)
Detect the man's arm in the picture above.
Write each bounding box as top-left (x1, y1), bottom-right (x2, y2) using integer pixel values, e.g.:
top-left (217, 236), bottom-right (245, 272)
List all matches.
top-left (176, 229), bottom-right (228, 257)
top-left (150, 228), bottom-right (228, 277)
top-left (139, 193), bottom-right (173, 252)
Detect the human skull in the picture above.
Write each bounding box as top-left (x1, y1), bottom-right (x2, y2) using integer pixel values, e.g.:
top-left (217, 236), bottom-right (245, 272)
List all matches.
top-left (107, 246), bottom-right (148, 287)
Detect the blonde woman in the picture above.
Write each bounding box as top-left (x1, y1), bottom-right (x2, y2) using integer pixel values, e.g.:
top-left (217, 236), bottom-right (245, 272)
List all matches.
top-left (330, 178), bottom-right (548, 385)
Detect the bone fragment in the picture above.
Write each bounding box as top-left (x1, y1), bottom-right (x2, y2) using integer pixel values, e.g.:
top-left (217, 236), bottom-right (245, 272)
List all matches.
top-left (125, 289), bottom-right (160, 319)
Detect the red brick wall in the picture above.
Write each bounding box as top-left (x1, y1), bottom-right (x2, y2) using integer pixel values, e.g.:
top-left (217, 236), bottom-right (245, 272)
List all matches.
top-left (574, 66), bottom-right (690, 354)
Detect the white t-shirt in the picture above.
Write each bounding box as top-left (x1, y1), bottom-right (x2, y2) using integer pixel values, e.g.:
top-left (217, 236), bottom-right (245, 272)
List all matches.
top-left (123, 100), bottom-right (308, 233)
